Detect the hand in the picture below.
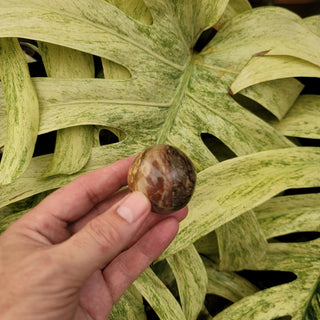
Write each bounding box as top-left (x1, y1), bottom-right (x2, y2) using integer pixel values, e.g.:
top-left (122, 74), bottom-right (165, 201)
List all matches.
top-left (0, 156), bottom-right (188, 320)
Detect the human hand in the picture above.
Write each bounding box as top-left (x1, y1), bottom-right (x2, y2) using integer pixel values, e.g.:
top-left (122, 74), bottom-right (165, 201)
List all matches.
top-left (0, 156), bottom-right (188, 320)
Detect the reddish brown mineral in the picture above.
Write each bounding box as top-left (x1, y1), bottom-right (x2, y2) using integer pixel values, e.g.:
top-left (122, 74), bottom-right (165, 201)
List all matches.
top-left (128, 145), bottom-right (196, 214)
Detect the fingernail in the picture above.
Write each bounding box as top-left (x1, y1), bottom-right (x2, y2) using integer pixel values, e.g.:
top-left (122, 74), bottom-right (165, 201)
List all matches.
top-left (117, 192), bottom-right (150, 223)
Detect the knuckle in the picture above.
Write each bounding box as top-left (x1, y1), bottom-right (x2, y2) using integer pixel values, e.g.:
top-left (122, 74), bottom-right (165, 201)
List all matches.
top-left (77, 177), bottom-right (101, 206)
top-left (86, 217), bottom-right (123, 252)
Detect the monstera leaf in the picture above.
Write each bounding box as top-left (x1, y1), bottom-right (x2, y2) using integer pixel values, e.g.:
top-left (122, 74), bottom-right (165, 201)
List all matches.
top-left (0, 0), bottom-right (320, 319)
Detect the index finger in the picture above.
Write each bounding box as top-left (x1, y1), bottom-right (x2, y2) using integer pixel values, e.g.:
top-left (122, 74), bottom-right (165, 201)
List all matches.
top-left (31, 156), bottom-right (135, 225)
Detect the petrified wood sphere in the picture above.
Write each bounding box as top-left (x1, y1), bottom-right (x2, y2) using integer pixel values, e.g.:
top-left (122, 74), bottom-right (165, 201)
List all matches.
top-left (128, 145), bottom-right (196, 214)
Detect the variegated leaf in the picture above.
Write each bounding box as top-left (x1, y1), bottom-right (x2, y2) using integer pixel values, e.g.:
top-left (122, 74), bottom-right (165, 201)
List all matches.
top-left (212, 241), bottom-right (320, 320)
top-left (109, 285), bottom-right (147, 320)
top-left (37, 42), bottom-right (95, 176)
top-left (167, 245), bottom-right (208, 319)
top-left (161, 147), bottom-right (320, 259)
top-left (256, 193), bottom-right (320, 240)
top-left (271, 95), bottom-right (320, 139)
top-left (134, 267), bottom-right (186, 320)
top-left (203, 257), bottom-right (258, 302)
top-left (0, 38), bottom-right (39, 184)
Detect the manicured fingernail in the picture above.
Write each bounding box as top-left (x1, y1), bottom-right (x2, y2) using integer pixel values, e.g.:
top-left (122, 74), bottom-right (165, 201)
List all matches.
top-left (117, 192), bottom-right (150, 223)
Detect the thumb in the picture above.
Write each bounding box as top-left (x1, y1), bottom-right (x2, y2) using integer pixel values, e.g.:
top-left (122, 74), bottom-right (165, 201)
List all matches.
top-left (54, 191), bottom-right (151, 282)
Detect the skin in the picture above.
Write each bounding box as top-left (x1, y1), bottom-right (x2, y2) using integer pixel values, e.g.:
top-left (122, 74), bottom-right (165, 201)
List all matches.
top-left (0, 156), bottom-right (188, 320)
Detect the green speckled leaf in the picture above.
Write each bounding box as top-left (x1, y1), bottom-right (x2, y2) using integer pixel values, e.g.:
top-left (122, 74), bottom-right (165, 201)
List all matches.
top-left (2, 3), bottom-right (311, 205)
top-left (1, 4), bottom-right (315, 177)
top-left (43, 125), bottom-right (94, 177)
top-left (216, 210), bottom-right (268, 271)
top-left (212, 241), bottom-right (320, 320)
top-left (161, 147), bottom-right (320, 259)
top-left (106, 0), bottom-right (152, 25)
top-left (0, 210), bottom-right (27, 234)
top-left (0, 143), bottom-right (144, 209)
top-left (256, 193), bottom-right (320, 239)
top-left (230, 55), bottom-right (320, 95)
top-left (167, 245), bottom-right (207, 320)
top-left (109, 285), bottom-right (147, 320)
top-left (214, 0), bottom-right (251, 29)
top-left (271, 95), bottom-right (320, 139)
top-left (304, 281), bottom-right (320, 320)
top-left (134, 267), bottom-right (186, 320)
top-left (0, 38), bottom-right (39, 184)
top-left (38, 42), bottom-right (95, 176)
top-left (239, 78), bottom-right (304, 120)
top-left (304, 15), bottom-right (320, 37)
top-left (202, 7), bottom-right (320, 74)
top-left (226, 0), bottom-right (251, 13)
top-left (203, 257), bottom-right (258, 302)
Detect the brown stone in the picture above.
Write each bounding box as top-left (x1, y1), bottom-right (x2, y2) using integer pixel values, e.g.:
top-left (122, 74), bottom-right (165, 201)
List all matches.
top-left (128, 145), bottom-right (196, 214)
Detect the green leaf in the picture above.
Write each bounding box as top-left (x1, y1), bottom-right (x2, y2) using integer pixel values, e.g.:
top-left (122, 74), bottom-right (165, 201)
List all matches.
top-left (161, 147), bottom-right (320, 259)
top-left (256, 193), bottom-right (320, 240)
top-left (105, 0), bottom-right (153, 25)
top-left (38, 42), bottom-right (95, 78)
top-left (304, 15), bottom-right (320, 37)
top-left (0, 38), bottom-right (39, 184)
top-left (167, 245), bottom-right (208, 320)
top-left (226, 12), bottom-right (320, 96)
top-left (134, 267), bottom-right (186, 320)
top-left (101, 1), bottom-right (152, 80)
top-left (239, 78), bottom-right (304, 120)
top-left (0, 0), bottom-right (228, 67)
top-left (270, 95), bottom-right (320, 139)
top-left (203, 257), bottom-right (258, 302)
top-left (230, 56), bottom-right (320, 95)
top-left (0, 209), bottom-right (27, 234)
top-left (101, 59), bottom-right (132, 80)
top-left (203, 7), bottom-right (320, 71)
top-left (109, 285), bottom-right (147, 320)
top-left (213, 0), bottom-right (252, 29)
top-left (304, 281), bottom-right (320, 320)
top-left (3, 4), bottom-right (314, 207)
top-left (38, 42), bottom-right (95, 176)
top-left (212, 241), bottom-right (320, 320)
top-left (43, 126), bottom-right (94, 177)
top-left (0, 190), bottom-right (51, 233)
top-left (0, 142), bottom-right (146, 209)
top-left (216, 210), bottom-right (268, 271)
top-left (194, 231), bottom-right (219, 260)
top-left (2, 4), bottom-right (309, 176)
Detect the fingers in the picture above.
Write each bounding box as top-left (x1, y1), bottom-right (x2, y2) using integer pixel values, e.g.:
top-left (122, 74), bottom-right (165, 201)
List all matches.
top-left (69, 190), bottom-right (188, 244)
top-left (23, 156), bottom-right (135, 244)
top-left (68, 188), bottom-right (130, 234)
top-left (36, 156), bottom-right (134, 221)
top-left (54, 191), bottom-right (152, 282)
top-left (103, 217), bottom-right (180, 304)
top-left (78, 217), bottom-right (181, 319)
top-left (125, 206), bottom-right (188, 248)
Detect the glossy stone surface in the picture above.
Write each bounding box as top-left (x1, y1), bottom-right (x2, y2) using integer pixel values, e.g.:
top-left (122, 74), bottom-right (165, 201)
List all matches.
top-left (128, 145), bottom-right (196, 214)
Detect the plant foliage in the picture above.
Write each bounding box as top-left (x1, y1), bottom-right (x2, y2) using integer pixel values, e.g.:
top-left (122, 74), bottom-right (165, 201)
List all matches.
top-left (0, 0), bottom-right (319, 319)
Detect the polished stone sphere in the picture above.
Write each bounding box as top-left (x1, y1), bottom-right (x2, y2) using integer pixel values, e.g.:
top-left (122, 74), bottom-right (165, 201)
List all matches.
top-left (127, 144), bottom-right (196, 214)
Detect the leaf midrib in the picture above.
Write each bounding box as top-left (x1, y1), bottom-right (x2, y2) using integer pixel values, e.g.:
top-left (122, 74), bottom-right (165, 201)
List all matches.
top-left (156, 55), bottom-right (193, 143)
